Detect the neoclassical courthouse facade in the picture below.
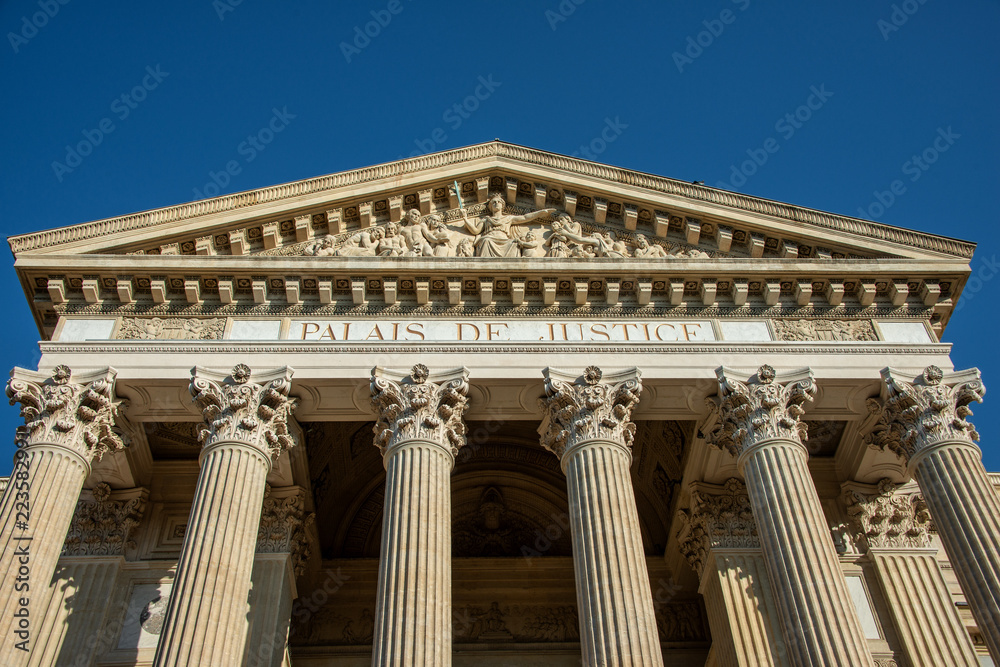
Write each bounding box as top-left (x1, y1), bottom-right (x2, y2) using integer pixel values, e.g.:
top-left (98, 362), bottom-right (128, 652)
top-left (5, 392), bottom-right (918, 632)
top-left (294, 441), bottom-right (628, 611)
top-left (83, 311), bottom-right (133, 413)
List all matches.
top-left (1, 141), bottom-right (998, 667)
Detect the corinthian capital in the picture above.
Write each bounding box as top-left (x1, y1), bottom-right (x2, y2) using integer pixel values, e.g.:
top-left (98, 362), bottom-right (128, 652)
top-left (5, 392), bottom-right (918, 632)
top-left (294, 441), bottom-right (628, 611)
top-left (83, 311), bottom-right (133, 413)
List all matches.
top-left (705, 365), bottom-right (816, 459)
top-left (842, 478), bottom-right (932, 551)
top-left (63, 483), bottom-right (147, 556)
top-left (370, 364), bottom-right (470, 457)
top-left (257, 485), bottom-right (313, 576)
top-left (538, 366), bottom-right (642, 459)
top-left (189, 364), bottom-right (297, 460)
top-left (6, 365), bottom-right (126, 462)
top-left (864, 365), bottom-right (985, 464)
top-left (676, 478), bottom-right (759, 577)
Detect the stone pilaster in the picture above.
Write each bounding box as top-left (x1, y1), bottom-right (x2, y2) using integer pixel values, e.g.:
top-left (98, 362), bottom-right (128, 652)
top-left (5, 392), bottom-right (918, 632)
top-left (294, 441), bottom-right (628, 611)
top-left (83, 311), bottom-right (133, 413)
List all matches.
top-left (153, 364), bottom-right (297, 667)
top-left (677, 479), bottom-right (789, 667)
top-left (865, 364), bottom-right (1000, 661)
top-left (0, 365), bottom-right (125, 665)
top-left (843, 478), bottom-right (978, 667)
top-left (707, 364), bottom-right (875, 666)
top-left (244, 485), bottom-right (310, 667)
top-left (29, 483), bottom-right (146, 667)
top-left (539, 366), bottom-right (663, 667)
top-left (369, 364), bottom-right (469, 667)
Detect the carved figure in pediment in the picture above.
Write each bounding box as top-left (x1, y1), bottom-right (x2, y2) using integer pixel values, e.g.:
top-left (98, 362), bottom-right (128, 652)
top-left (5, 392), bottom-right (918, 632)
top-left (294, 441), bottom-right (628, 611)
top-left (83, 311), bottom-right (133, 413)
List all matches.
top-left (456, 238), bottom-right (475, 257)
top-left (594, 232), bottom-right (630, 258)
top-left (634, 234), bottom-right (668, 258)
top-left (304, 235), bottom-right (337, 257)
top-left (377, 222), bottom-right (407, 257)
top-left (335, 227), bottom-right (383, 256)
top-left (547, 237), bottom-right (571, 257)
top-left (550, 213), bottom-right (601, 252)
top-left (421, 215), bottom-right (454, 257)
top-left (458, 193), bottom-right (556, 257)
top-left (518, 229), bottom-right (545, 257)
top-left (668, 246), bottom-right (710, 259)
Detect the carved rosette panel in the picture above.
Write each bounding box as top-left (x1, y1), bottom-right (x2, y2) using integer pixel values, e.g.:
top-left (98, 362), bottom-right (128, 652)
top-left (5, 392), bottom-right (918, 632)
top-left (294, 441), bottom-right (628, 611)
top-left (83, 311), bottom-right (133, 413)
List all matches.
top-left (865, 365), bottom-right (985, 464)
top-left (256, 485), bottom-right (313, 575)
top-left (706, 365), bottom-right (816, 459)
top-left (676, 478), bottom-right (760, 577)
top-left (842, 478), bottom-right (932, 551)
top-left (5, 365), bottom-right (125, 461)
top-left (538, 366), bottom-right (642, 458)
top-left (62, 483), bottom-right (147, 556)
top-left (370, 364), bottom-right (470, 456)
top-left (189, 364), bottom-right (298, 461)
top-left (774, 319), bottom-right (878, 342)
top-left (117, 317), bottom-right (224, 340)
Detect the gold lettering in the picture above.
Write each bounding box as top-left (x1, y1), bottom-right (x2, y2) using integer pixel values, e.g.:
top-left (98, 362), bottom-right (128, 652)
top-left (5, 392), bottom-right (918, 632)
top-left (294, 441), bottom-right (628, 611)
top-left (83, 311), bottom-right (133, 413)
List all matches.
top-left (392, 322), bottom-right (400, 339)
top-left (300, 322), bottom-right (319, 339)
top-left (641, 323), bottom-right (651, 341)
top-left (457, 323), bottom-right (480, 341)
top-left (612, 323), bottom-right (639, 341)
top-left (406, 323), bottom-right (425, 340)
top-left (590, 323), bottom-right (610, 340)
top-left (343, 322), bottom-right (351, 340)
top-left (655, 323), bottom-right (679, 341)
top-left (366, 324), bottom-right (385, 340)
top-left (540, 323), bottom-right (555, 341)
top-left (486, 323), bottom-right (509, 341)
top-left (318, 324), bottom-right (337, 341)
top-left (683, 323), bottom-right (702, 341)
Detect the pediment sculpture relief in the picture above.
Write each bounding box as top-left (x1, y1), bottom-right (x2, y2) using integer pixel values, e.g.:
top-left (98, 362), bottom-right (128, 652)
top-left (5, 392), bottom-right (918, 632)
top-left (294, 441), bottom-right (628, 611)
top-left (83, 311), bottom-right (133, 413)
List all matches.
top-left (297, 194), bottom-right (709, 260)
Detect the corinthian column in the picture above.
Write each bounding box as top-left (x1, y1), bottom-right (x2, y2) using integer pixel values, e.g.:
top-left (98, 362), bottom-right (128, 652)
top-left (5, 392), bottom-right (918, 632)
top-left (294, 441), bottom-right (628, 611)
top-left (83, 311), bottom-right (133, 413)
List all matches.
top-left (707, 365), bottom-right (874, 666)
top-left (539, 366), bottom-right (663, 667)
top-left (676, 479), bottom-right (789, 667)
top-left (843, 478), bottom-right (979, 667)
top-left (369, 364), bottom-right (470, 667)
top-left (1, 365), bottom-right (125, 665)
top-left (153, 364), bottom-right (297, 667)
top-left (865, 364), bottom-right (1000, 661)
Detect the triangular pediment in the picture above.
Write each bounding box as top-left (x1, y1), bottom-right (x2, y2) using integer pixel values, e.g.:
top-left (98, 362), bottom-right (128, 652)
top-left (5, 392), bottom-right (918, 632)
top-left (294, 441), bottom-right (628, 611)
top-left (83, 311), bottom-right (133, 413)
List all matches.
top-left (8, 140), bottom-right (974, 262)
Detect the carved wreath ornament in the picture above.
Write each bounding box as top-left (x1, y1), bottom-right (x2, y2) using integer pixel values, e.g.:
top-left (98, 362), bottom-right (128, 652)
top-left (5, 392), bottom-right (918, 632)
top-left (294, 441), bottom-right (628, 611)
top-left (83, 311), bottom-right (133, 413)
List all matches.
top-left (189, 364), bottom-right (297, 459)
top-left (538, 367), bottom-right (642, 458)
top-left (370, 364), bottom-right (470, 456)
top-left (706, 365), bottom-right (816, 458)
top-left (5, 365), bottom-right (125, 460)
top-left (865, 365), bottom-right (985, 463)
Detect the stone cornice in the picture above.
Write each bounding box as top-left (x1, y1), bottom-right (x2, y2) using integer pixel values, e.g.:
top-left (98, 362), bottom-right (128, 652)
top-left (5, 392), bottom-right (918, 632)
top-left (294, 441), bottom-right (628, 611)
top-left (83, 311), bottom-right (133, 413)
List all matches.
top-left (863, 365), bottom-right (985, 466)
top-left (841, 478), bottom-right (932, 551)
top-left (370, 364), bottom-right (470, 458)
top-left (538, 366), bottom-right (643, 460)
top-left (189, 364), bottom-right (298, 462)
top-left (8, 141), bottom-right (974, 259)
top-left (705, 365), bottom-right (816, 459)
top-left (6, 365), bottom-right (126, 462)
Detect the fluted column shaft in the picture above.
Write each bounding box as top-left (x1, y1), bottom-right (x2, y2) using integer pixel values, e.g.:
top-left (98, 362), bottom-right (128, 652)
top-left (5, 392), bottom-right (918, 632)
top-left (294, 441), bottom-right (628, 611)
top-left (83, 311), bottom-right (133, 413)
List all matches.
top-left (741, 438), bottom-right (874, 666)
top-left (153, 441), bottom-right (270, 666)
top-left (911, 442), bottom-right (1000, 659)
top-left (369, 364), bottom-right (469, 667)
top-left (0, 445), bottom-right (88, 665)
top-left (699, 552), bottom-right (789, 667)
top-left (869, 549), bottom-right (978, 666)
top-left (244, 553), bottom-right (297, 667)
top-left (563, 439), bottom-right (665, 667)
top-left (371, 440), bottom-right (453, 666)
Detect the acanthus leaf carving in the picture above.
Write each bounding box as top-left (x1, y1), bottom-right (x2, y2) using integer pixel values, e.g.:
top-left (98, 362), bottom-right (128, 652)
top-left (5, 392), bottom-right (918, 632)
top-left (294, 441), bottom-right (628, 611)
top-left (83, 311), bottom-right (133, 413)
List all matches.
top-left (842, 478), bottom-right (932, 551)
top-left (256, 484), bottom-right (313, 576)
top-left (864, 365), bottom-right (985, 464)
top-left (676, 478), bottom-right (760, 577)
top-left (370, 364), bottom-right (470, 457)
top-left (189, 364), bottom-right (298, 461)
top-left (62, 483), bottom-right (147, 556)
top-left (538, 366), bottom-right (642, 459)
top-left (705, 364), bottom-right (816, 459)
top-left (6, 365), bottom-right (126, 462)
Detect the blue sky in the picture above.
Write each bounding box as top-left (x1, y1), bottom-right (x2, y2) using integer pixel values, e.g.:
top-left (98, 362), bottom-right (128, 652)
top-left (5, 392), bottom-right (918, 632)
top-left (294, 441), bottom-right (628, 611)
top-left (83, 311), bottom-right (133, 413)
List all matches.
top-left (1, 0), bottom-right (998, 471)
